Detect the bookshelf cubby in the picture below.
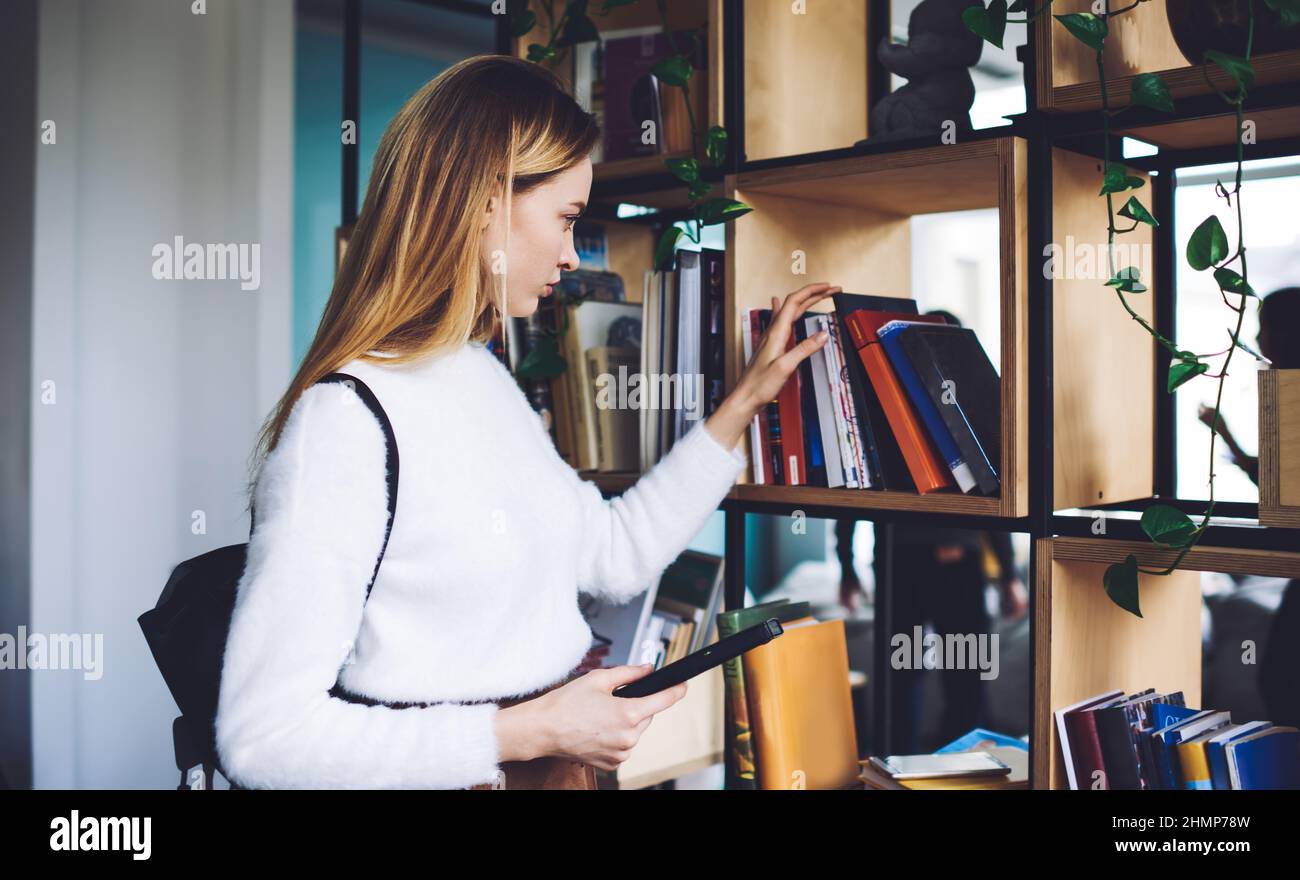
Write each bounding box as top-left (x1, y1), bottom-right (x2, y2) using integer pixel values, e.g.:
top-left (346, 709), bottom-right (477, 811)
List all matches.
top-left (724, 136), bottom-right (1029, 518)
top-left (1260, 369), bottom-right (1300, 529)
top-left (1035, 0), bottom-right (1300, 114)
top-left (514, 0), bottom-right (723, 182)
top-left (1034, 537), bottom-right (1300, 790)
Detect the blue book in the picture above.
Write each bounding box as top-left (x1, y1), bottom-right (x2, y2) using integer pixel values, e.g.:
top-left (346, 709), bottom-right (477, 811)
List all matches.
top-left (1206, 721), bottom-right (1272, 790)
top-left (935, 728), bottom-right (1029, 754)
top-left (1226, 726), bottom-right (1300, 790)
top-left (878, 321), bottom-right (975, 493)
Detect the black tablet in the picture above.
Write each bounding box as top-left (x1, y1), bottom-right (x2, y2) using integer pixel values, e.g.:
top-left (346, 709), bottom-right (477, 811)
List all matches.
top-left (612, 617), bottom-right (784, 698)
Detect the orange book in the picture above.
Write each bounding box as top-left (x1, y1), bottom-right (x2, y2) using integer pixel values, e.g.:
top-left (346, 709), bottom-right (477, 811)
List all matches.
top-left (842, 310), bottom-right (954, 493)
top-left (742, 617), bottom-right (860, 790)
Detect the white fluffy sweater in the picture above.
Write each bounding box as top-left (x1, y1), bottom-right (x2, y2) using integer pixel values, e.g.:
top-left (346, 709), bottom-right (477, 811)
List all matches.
top-left (215, 340), bottom-right (747, 789)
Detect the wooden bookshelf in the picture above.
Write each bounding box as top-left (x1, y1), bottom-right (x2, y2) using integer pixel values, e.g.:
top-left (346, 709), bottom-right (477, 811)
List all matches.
top-left (1035, 0), bottom-right (1300, 114)
top-left (1260, 369), bottom-right (1300, 529)
top-left (724, 137), bottom-right (1029, 518)
top-left (548, 4), bottom-right (1300, 791)
top-left (1034, 537), bottom-right (1300, 790)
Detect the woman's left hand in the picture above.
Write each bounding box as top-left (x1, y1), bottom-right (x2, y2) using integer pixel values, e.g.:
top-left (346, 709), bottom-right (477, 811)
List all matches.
top-left (702, 282), bottom-right (842, 451)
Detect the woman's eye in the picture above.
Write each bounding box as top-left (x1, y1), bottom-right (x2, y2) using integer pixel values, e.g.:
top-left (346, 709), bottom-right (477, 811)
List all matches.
top-left (564, 215), bottom-right (580, 230)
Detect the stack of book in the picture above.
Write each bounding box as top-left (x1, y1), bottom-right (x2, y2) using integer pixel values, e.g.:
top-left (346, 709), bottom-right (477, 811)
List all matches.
top-left (641, 248), bottom-right (727, 470)
top-left (743, 293), bottom-right (1001, 495)
top-left (1056, 688), bottom-right (1300, 790)
top-left (718, 599), bottom-right (860, 790)
top-left (859, 728), bottom-right (1030, 791)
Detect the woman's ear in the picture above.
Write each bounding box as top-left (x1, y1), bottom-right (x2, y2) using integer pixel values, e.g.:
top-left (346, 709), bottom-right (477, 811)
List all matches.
top-left (481, 193), bottom-right (498, 232)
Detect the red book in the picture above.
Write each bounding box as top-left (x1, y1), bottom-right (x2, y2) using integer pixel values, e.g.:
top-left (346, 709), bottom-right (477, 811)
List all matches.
top-left (776, 322), bottom-right (806, 485)
top-left (842, 310), bottom-right (954, 493)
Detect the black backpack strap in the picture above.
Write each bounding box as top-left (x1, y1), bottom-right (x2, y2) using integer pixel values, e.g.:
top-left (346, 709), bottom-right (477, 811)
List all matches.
top-left (248, 372), bottom-right (400, 602)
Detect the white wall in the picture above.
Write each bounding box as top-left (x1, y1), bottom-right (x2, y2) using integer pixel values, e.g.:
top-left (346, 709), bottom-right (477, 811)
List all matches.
top-left (30, 0), bottom-right (293, 788)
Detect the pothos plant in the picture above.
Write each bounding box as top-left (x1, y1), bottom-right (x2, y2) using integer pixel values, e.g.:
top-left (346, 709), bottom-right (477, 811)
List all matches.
top-left (507, 0), bottom-right (751, 383)
top-left (963, 0), bottom-right (1299, 616)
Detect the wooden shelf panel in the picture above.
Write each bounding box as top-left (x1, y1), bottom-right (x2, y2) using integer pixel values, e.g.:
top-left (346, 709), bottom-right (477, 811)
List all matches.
top-left (1260, 369), bottom-right (1300, 528)
top-left (1119, 104), bottom-right (1300, 152)
top-left (1037, 0), bottom-right (1300, 113)
top-left (725, 138), bottom-right (1029, 518)
top-left (729, 484), bottom-right (1002, 516)
top-left (743, 0), bottom-right (869, 162)
top-left (1051, 147), bottom-right (1155, 512)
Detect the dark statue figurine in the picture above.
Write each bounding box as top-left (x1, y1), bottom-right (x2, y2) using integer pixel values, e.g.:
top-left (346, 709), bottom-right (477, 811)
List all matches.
top-left (863, 0), bottom-right (985, 144)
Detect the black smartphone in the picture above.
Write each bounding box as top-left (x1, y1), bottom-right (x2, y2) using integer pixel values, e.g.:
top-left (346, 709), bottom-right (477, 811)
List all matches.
top-left (612, 618), bottom-right (784, 698)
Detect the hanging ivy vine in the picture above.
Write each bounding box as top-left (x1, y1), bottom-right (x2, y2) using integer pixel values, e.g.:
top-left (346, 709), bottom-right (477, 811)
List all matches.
top-left (964, 0), bottom-right (1298, 615)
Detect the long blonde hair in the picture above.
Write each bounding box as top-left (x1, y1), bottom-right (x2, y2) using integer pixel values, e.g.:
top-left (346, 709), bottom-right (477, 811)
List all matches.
top-left (247, 55), bottom-right (598, 502)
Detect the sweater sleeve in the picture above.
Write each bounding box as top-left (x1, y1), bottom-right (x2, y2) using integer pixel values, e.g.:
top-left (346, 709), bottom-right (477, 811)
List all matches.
top-left (564, 417), bottom-right (748, 605)
top-left (215, 382), bottom-right (501, 790)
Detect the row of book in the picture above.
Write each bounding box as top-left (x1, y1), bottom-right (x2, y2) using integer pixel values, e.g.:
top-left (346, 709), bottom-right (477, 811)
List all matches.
top-left (744, 294), bottom-right (1002, 495)
top-left (510, 223), bottom-right (728, 474)
top-left (571, 28), bottom-right (706, 164)
top-left (859, 728), bottom-right (1030, 791)
top-left (1056, 688), bottom-right (1300, 790)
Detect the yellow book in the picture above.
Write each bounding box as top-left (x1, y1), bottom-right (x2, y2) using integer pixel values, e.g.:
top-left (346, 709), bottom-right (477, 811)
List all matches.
top-left (742, 616), bottom-right (859, 790)
top-left (1176, 732), bottom-right (1219, 791)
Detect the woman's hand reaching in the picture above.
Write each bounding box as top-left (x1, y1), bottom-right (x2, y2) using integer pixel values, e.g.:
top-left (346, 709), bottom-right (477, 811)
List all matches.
top-left (702, 282), bottom-right (843, 451)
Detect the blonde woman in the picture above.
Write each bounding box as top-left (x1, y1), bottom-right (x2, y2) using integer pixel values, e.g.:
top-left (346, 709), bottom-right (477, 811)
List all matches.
top-left (215, 55), bottom-right (839, 789)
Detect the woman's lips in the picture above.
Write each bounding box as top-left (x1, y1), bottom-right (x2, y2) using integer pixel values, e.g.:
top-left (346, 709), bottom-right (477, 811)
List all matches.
top-left (541, 284), bottom-right (554, 297)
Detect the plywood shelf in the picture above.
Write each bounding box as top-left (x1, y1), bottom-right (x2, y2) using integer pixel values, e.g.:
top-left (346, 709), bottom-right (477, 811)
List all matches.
top-left (725, 137), bottom-right (1029, 518)
top-left (1036, 0), bottom-right (1300, 115)
top-left (1260, 369), bottom-right (1300, 529)
top-left (729, 484), bottom-right (1004, 517)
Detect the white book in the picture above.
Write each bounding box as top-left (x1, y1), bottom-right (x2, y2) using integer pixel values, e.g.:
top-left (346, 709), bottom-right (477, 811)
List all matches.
top-left (806, 315), bottom-right (846, 488)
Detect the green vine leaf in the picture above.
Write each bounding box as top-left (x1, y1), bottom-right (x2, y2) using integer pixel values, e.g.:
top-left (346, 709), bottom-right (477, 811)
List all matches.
top-left (1119, 196), bottom-right (1159, 226)
top-left (1264, 0), bottom-right (1300, 27)
top-left (705, 125), bottom-right (728, 166)
top-left (1213, 266), bottom-right (1257, 297)
top-left (1168, 356), bottom-right (1209, 392)
top-left (654, 226), bottom-right (682, 271)
top-left (1103, 554), bottom-right (1143, 618)
top-left (516, 335), bottom-right (567, 379)
top-left (695, 197), bottom-right (752, 226)
top-left (1186, 216), bottom-right (1229, 270)
top-left (1106, 266), bottom-right (1147, 293)
top-left (1055, 12), bottom-right (1108, 51)
top-left (1141, 505), bottom-right (1197, 548)
top-left (1204, 50), bottom-right (1256, 94)
top-left (687, 180), bottom-right (713, 201)
top-left (527, 43), bottom-right (556, 62)
top-left (1100, 163), bottom-right (1145, 196)
top-left (652, 55), bottom-right (694, 88)
top-left (1130, 73), bottom-right (1175, 112)
top-left (963, 0), bottom-right (1008, 49)
top-left (666, 157), bottom-right (700, 184)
